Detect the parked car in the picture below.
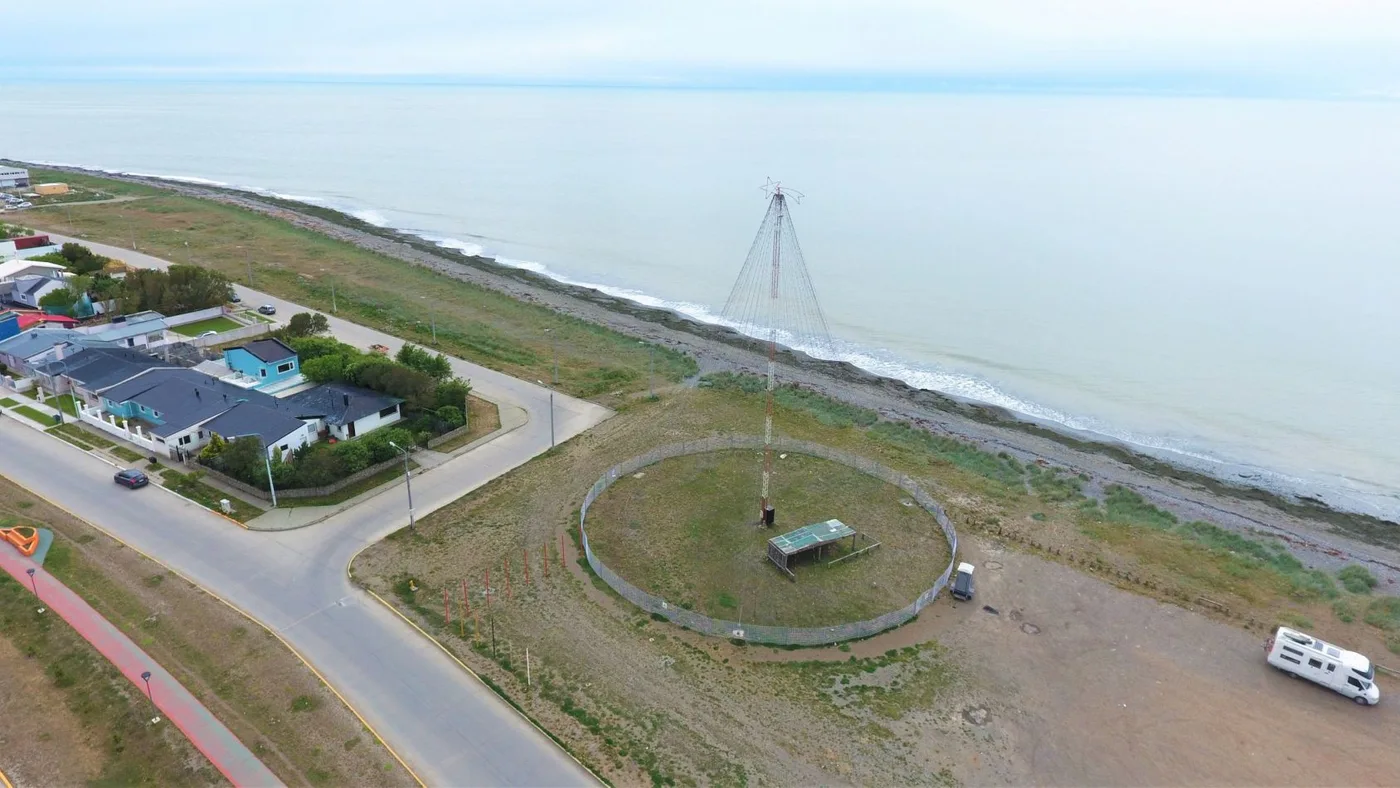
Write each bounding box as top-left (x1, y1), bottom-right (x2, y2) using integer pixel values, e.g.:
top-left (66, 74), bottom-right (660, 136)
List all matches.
top-left (229, 293), bottom-right (242, 303)
top-left (257, 304), bottom-right (277, 315)
top-left (113, 469), bottom-right (149, 489)
top-left (951, 562), bottom-right (975, 601)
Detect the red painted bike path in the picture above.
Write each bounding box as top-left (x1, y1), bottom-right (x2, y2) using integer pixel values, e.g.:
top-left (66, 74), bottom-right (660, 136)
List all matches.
top-left (1, 546), bottom-right (283, 787)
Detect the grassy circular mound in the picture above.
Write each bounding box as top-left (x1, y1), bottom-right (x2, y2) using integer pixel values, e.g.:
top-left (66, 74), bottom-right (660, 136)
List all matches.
top-left (584, 449), bottom-right (951, 628)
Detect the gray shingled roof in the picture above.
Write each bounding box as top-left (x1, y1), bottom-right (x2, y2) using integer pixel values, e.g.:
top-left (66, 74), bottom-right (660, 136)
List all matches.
top-left (102, 368), bottom-right (289, 437)
top-left (39, 347), bottom-right (175, 391)
top-left (203, 402), bottom-right (309, 448)
top-left (284, 382), bottom-right (402, 426)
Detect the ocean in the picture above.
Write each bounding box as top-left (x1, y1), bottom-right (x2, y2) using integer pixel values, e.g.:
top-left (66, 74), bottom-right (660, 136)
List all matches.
top-left (7, 82), bottom-right (1400, 520)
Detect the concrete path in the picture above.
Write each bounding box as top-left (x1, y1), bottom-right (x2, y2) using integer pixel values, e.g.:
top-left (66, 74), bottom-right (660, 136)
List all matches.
top-left (0, 544), bottom-right (283, 788)
top-left (9, 233), bottom-right (612, 785)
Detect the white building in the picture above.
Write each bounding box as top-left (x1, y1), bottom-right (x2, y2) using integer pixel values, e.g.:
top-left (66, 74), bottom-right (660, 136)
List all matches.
top-left (0, 167), bottom-right (29, 189)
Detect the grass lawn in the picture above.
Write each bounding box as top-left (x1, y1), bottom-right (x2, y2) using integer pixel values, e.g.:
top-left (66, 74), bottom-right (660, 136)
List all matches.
top-left (428, 395), bottom-right (501, 453)
top-left (50, 422), bottom-right (116, 450)
top-left (0, 396), bottom-right (19, 407)
top-left (0, 481), bottom-right (414, 787)
top-left (110, 445), bottom-right (145, 463)
top-left (12, 404), bottom-right (56, 427)
top-left (170, 315), bottom-right (242, 336)
top-left (0, 563), bottom-right (219, 786)
top-left (26, 167), bottom-right (696, 402)
top-left (158, 469), bottom-right (264, 522)
top-left (282, 459), bottom-right (420, 508)
top-left (586, 449), bottom-right (948, 627)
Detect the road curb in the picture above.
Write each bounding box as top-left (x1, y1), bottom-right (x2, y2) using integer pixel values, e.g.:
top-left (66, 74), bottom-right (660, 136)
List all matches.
top-left (0, 465), bottom-right (426, 788)
top-left (351, 573), bottom-right (603, 787)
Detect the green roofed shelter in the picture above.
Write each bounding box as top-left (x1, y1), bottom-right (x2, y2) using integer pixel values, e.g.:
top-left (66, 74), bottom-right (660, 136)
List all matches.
top-left (767, 519), bottom-right (877, 581)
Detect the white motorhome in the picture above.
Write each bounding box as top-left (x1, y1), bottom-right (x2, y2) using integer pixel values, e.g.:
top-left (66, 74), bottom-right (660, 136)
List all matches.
top-left (1266, 626), bottom-right (1379, 706)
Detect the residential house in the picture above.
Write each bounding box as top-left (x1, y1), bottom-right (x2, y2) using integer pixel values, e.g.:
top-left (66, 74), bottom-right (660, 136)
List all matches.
top-left (98, 368), bottom-right (316, 459)
top-left (82, 311), bottom-right (169, 349)
top-left (35, 346), bottom-right (175, 405)
top-left (284, 382), bottom-right (403, 441)
top-left (0, 236), bottom-right (60, 262)
top-left (6, 276), bottom-right (66, 309)
top-left (0, 258), bottom-right (66, 282)
top-left (202, 402), bottom-right (317, 460)
top-left (222, 338), bottom-right (300, 390)
top-left (0, 328), bottom-right (106, 378)
top-left (16, 313), bottom-right (78, 331)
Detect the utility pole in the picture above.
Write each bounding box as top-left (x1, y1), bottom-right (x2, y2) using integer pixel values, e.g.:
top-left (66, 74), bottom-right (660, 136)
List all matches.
top-left (259, 436), bottom-right (278, 507)
top-left (243, 246), bottom-right (253, 286)
top-left (390, 441), bottom-right (415, 530)
top-left (538, 381), bottom-right (555, 447)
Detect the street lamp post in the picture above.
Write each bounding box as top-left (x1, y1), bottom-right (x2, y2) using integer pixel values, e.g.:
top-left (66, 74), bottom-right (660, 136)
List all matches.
top-left (244, 434), bottom-right (278, 507)
top-left (140, 671), bottom-right (154, 707)
top-left (389, 441), bottom-right (415, 530)
top-left (25, 567), bottom-right (37, 596)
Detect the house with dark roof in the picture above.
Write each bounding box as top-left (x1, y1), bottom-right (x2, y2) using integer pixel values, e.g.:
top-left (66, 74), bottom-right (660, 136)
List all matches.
top-left (284, 382), bottom-right (403, 440)
top-left (98, 368), bottom-right (315, 459)
top-left (34, 346), bottom-right (176, 405)
top-left (223, 338), bottom-right (301, 390)
top-left (202, 402), bottom-right (317, 458)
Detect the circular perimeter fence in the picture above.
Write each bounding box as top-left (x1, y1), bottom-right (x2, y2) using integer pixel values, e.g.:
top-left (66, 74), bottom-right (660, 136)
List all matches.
top-left (579, 435), bottom-right (959, 646)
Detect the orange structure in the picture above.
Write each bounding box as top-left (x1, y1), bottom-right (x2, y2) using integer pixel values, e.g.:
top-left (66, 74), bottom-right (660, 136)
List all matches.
top-left (1, 525), bottom-right (39, 557)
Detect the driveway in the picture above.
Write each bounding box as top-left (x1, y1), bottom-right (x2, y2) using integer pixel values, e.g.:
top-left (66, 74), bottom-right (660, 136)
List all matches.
top-left (4, 235), bottom-right (611, 785)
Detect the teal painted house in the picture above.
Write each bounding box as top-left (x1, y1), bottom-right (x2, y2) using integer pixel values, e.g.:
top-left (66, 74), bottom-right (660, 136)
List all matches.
top-left (223, 338), bottom-right (300, 389)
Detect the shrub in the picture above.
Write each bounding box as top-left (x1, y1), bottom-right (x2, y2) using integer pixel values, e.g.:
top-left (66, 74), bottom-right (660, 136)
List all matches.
top-left (1337, 565), bottom-right (1379, 595)
top-left (434, 378), bottom-right (472, 409)
top-left (435, 405), bottom-right (464, 428)
top-left (1364, 597), bottom-right (1400, 631)
top-left (334, 439), bottom-right (372, 474)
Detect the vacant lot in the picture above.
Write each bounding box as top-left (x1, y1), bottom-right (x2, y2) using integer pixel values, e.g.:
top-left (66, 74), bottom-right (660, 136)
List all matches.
top-left (0, 478), bottom-right (414, 787)
top-left (587, 449), bottom-right (949, 626)
top-left (0, 573), bottom-right (219, 787)
top-left (25, 167), bottom-right (694, 403)
top-left (356, 380), bottom-right (1400, 785)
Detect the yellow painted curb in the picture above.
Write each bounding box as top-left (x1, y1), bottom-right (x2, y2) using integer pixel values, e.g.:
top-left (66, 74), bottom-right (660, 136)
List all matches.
top-left (348, 545), bottom-right (603, 786)
top-left (0, 475), bottom-right (425, 788)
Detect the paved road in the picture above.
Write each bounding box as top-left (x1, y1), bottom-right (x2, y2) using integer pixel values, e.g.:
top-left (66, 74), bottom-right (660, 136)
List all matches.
top-left (0, 544), bottom-right (283, 787)
top-left (5, 234), bottom-right (612, 785)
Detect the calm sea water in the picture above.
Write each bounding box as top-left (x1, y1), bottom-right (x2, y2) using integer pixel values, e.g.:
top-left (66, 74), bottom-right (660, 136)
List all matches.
top-left (8, 82), bottom-right (1400, 519)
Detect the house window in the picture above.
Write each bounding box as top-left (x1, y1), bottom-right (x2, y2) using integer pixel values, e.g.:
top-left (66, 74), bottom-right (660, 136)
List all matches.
top-left (126, 338), bottom-right (135, 347)
top-left (197, 430), bottom-right (205, 439)
top-left (276, 361), bottom-right (294, 374)
top-left (378, 404), bottom-right (398, 418)
top-left (280, 444), bottom-right (289, 453)
top-left (259, 369), bottom-right (267, 378)
top-left (180, 435), bottom-right (192, 445)
top-left (153, 411), bottom-right (161, 418)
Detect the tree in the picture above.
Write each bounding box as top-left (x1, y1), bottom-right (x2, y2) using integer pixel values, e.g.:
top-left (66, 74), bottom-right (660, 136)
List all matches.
top-left (285, 311), bottom-right (331, 338)
top-left (435, 405), bottom-right (464, 428)
top-left (434, 377), bottom-right (472, 409)
top-left (333, 440), bottom-right (372, 475)
top-left (396, 343), bottom-right (452, 379)
top-left (121, 264), bottom-right (233, 314)
top-left (59, 242), bottom-right (107, 275)
top-left (301, 353), bottom-right (348, 383)
top-left (287, 336), bottom-right (357, 361)
top-left (39, 287), bottom-right (79, 312)
top-left (214, 437), bottom-right (269, 488)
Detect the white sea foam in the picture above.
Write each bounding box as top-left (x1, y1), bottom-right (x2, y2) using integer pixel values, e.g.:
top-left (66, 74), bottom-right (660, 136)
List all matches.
top-left (30, 158), bottom-right (1392, 518)
top-left (350, 209), bottom-right (390, 227)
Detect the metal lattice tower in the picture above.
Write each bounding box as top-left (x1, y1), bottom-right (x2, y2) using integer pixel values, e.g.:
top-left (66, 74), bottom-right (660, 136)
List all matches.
top-left (721, 181), bottom-right (833, 525)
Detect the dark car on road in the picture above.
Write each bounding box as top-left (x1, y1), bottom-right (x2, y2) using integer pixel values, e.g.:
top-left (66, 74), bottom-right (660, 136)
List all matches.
top-left (257, 304), bottom-right (277, 315)
top-left (114, 469), bottom-right (149, 489)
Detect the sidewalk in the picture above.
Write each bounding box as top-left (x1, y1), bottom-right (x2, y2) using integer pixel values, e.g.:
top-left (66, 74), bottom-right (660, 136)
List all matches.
top-left (0, 546), bottom-right (284, 788)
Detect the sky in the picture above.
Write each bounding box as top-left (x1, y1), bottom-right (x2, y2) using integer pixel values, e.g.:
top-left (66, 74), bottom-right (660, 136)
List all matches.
top-left (10, 1), bottom-right (1400, 96)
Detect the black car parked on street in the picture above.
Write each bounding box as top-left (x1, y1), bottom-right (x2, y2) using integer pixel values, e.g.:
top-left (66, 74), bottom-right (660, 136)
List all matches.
top-left (114, 469), bottom-right (149, 489)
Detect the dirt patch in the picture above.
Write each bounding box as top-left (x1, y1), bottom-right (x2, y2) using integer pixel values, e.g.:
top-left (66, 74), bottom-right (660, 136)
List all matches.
top-left (0, 479), bottom-right (414, 787)
top-left (0, 635), bottom-right (107, 787)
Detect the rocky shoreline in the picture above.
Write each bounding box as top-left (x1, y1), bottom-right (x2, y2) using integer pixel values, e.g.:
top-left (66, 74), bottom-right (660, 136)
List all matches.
top-left (27, 162), bottom-right (1400, 585)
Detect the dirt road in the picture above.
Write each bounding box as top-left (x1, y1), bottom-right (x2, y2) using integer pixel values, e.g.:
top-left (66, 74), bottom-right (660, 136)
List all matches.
top-left (936, 536), bottom-right (1400, 786)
